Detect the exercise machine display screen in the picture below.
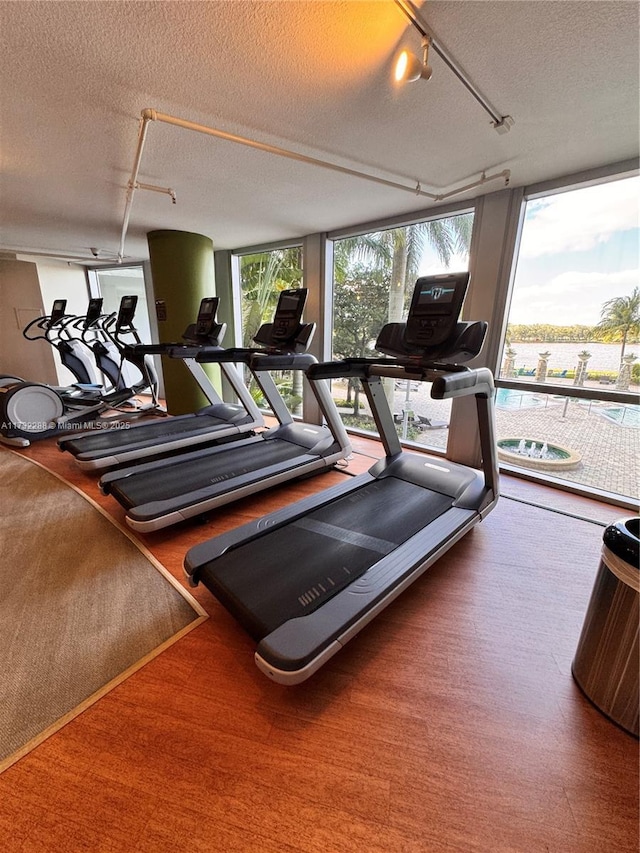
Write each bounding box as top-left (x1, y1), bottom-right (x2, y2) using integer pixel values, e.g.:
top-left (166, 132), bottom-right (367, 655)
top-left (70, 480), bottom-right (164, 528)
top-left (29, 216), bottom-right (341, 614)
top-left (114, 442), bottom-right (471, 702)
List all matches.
top-left (50, 299), bottom-right (67, 325)
top-left (416, 284), bottom-right (456, 308)
top-left (271, 288), bottom-right (307, 342)
top-left (195, 297), bottom-right (219, 335)
top-left (84, 298), bottom-right (103, 328)
top-left (116, 295), bottom-right (138, 328)
top-left (405, 273), bottom-right (469, 347)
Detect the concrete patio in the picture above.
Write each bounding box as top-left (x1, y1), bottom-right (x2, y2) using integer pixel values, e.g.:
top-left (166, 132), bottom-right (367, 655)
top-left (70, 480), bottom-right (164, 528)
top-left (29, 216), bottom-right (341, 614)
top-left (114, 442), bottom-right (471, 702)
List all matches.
top-left (394, 384), bottom-right (639, 503)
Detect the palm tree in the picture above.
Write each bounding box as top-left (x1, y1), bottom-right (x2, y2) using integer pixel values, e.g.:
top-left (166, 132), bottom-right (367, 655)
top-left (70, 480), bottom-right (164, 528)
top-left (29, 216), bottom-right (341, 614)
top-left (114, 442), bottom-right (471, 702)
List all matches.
top-left (240, 248), bottom-right (302, 346)
top-left (334, 214), bottom-right (473, 408)
top-left (239, 248), bottom-right (303, 413)
top-left (335, 214), bottom-right (473, 324)
top-left (596, 287), bottom-right (640, 367)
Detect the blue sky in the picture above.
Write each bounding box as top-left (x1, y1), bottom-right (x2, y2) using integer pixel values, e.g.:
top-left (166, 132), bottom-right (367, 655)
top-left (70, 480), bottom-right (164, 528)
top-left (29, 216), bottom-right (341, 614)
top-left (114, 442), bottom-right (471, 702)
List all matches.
top-left (419, 175), bottom-right (639, 327)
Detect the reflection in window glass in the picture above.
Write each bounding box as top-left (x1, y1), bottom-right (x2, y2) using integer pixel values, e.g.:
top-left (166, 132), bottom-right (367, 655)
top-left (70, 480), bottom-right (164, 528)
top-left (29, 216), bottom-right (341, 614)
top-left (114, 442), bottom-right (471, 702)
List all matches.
top-left (499, 175), bottom-right (639, 502)
top-left (331, 212), bottom-right (474, 449)
top-left (96, 266), bottom-right (151, 343)
top-left (237, 247), bottom-right (303, 416)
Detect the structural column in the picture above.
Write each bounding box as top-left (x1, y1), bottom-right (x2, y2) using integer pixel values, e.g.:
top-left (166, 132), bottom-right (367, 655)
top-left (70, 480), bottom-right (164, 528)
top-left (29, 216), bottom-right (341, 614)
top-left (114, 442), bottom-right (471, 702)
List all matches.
top-left (147, 230), bottom-right (217, 414)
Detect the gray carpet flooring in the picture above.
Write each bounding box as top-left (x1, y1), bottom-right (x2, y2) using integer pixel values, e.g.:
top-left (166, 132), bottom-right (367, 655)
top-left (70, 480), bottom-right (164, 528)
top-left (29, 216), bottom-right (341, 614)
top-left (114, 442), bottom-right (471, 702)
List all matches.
top-left (0, 449), bottom-right (206, 772)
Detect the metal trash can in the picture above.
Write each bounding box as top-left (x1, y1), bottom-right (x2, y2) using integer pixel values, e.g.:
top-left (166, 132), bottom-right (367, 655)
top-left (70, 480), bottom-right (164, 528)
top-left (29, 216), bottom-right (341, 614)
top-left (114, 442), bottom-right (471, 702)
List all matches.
top-left (572, 517), bottom-right (639, 737)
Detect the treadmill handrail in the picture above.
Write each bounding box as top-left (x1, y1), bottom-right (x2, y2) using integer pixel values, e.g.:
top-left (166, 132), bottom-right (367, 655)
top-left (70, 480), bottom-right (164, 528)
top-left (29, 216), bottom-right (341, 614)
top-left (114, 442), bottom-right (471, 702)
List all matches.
top-left (308, 357), bottom-right (495, 400)
top-left (121, 322), bottom-right (227, 358)
top-left (195, 340), bottom-right (316, 364)
top-left (165, 344), bottom-right (223, 359)
top-left (195, 346), bottom-right (277, 364)
top-left (309, 358), bottom-right (499, 504)
top-left (307, 357), bottom-right (468, 381)
top-left (431, 368), bottom-right (494, 399)
top-left (250, 352), bottom-right (318, 372)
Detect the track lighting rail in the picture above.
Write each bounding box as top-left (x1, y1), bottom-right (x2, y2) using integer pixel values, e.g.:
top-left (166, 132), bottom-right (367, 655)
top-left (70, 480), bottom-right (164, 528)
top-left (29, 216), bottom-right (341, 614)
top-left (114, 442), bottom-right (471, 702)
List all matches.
top-left (394, 0), bottom-right (514, 132)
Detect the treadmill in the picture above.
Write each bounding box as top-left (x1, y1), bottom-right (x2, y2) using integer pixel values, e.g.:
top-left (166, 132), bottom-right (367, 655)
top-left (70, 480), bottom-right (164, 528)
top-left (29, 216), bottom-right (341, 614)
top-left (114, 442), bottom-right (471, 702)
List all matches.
top-left (183, 273), bottom-right (499, 684)
top-left (99, 288), bottom-right (352, 533)
top-left (58, 297), bottom-right (262, 470)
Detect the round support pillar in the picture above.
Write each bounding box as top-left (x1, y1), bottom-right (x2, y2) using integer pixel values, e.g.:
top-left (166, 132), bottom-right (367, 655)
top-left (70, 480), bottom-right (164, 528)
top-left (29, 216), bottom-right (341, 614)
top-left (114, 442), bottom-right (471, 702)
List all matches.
top-left (147, 230), bottom-right (218, 414)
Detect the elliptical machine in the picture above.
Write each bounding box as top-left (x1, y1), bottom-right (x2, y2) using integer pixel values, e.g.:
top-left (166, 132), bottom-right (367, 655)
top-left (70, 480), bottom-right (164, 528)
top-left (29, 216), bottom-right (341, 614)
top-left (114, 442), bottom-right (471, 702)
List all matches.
top-left (57, 297), bottom-right (141, 393)
top-left (6, 299), bottom-right (101, 387)
top-left (0, 295), bottom-right (162, 448)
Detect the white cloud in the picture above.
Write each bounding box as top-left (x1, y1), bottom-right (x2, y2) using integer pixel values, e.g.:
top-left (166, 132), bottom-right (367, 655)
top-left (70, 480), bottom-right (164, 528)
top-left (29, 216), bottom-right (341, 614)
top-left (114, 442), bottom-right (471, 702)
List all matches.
top-left (520, 177), bottom-right (640, 259)
top-left (508, 268), bottom-right (639, 325)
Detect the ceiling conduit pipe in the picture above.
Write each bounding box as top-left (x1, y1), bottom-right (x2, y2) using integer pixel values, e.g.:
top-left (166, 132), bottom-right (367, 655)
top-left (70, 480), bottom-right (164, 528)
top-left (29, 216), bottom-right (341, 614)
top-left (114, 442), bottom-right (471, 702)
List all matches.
top-left (118, 107), bottom-right (510, 260)
top-left (118, 112), bottom-right (153, 262)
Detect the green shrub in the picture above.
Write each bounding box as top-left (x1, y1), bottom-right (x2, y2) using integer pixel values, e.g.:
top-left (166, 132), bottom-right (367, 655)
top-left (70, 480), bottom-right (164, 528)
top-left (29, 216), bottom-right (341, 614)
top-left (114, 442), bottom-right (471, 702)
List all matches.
top-left (586, 369), bottom-right (617, 382)
top-left (340, 414), bottom-right (422, 441)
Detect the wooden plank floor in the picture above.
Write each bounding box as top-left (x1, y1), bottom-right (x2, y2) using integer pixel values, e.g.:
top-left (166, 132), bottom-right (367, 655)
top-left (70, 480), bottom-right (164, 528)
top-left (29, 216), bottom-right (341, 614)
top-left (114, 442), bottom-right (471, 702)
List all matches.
top-left (0, 432), bottom-right (637, 853)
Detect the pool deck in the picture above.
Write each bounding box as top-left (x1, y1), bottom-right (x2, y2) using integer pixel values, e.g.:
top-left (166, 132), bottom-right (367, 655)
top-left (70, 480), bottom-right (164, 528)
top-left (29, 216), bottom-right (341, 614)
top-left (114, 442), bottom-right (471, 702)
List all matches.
top-left (491, 394), bottom-right (639, 501)
top-left (391, 381), bottom-right (640, 503)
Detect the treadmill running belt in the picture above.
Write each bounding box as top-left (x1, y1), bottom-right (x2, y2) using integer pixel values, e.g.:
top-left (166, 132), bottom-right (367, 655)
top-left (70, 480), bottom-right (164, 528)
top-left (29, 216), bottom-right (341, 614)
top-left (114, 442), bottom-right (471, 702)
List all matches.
top-left (198, 477), bottom-right (453, 639)
top-left (62, 414), bottom-right (230, 453)
top-left (110, 439), bottom-right (305, 508)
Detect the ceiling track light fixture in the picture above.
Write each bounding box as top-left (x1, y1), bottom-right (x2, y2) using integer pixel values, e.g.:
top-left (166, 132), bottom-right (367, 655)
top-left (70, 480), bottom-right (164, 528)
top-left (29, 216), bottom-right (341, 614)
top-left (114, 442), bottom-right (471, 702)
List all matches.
top-left (393, 0), bottom-right (514, 134)
top-left (394, 36), bottom-right (432, 83)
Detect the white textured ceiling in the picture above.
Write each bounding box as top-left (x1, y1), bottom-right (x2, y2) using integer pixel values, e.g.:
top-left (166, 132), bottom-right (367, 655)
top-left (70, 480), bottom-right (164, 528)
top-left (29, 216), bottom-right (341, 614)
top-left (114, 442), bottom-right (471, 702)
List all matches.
top-left (1, 0), bottom-right (638, 263)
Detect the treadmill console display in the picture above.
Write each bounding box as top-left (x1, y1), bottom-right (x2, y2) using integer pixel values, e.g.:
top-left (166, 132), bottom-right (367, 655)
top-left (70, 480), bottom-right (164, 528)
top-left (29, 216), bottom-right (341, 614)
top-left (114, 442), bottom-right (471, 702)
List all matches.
top-left (195, 297), bottom-right (219, 336)
top-left (271, 288), bottom-right (307, 342)
top-left (116, 295), bottom-right (138, 329)
top-left (405, 273), bottom-right (469, 347)
top-left (50, 299), bottom-right (67, 325)
top-left (84, 298), bottom-right (103, 328)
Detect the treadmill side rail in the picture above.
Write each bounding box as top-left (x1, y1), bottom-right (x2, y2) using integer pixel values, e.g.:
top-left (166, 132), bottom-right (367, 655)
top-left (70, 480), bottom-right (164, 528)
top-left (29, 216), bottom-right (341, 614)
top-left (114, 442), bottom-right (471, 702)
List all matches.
top-left (184, 471), bottom-right (378, 582)
top-left (125, 447), bottom-right (342, 532)
top-left (254, 506), bottom-right (478, 684)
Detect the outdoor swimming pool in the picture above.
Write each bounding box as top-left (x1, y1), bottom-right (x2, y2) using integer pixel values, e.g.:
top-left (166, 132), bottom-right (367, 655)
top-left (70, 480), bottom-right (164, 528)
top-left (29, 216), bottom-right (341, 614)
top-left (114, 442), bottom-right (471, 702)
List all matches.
top-left (495, 388), bottom-right (544, 410)
top-left (601, 404), bottom-right (640, 428)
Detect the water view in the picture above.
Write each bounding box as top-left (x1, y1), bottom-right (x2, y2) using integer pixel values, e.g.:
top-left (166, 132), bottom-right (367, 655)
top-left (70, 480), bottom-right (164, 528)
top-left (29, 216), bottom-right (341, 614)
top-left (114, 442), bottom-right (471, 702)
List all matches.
top-left (501, 342), bottom-right (635, 375)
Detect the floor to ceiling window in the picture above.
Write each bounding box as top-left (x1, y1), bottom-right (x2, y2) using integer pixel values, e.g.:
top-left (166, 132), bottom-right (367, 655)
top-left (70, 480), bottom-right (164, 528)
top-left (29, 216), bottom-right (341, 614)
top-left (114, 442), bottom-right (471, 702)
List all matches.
top-left (235, 245), bottom-right (304, 416)
top-left (83, 263), bottom-right (154, 392)
top-left (497, 174), bottom-right (639, 504)
top-left (330, 210), bottom-right (474, 450)
top-left (91, 265), bottom-right (151, 343)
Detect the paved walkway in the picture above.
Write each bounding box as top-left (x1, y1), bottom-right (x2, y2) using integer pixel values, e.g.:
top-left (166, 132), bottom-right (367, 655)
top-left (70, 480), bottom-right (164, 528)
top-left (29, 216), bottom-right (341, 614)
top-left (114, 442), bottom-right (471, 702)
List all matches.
top-left (382, 382), bottom-right (638, 502)
top-left (492, 397), bottom-right (638, 500)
